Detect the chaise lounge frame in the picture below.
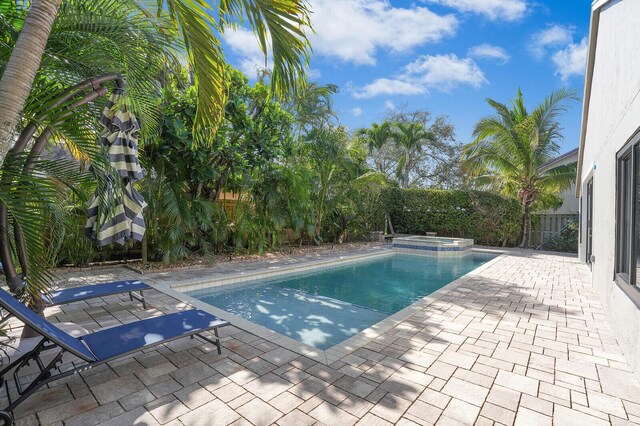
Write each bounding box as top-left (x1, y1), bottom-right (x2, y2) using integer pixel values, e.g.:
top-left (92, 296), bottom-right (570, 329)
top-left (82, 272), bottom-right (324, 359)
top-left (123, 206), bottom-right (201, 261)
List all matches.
top-left (44, 280), bottom-right (151, 309)
top-left (0, 288), bottom-right (229, 425)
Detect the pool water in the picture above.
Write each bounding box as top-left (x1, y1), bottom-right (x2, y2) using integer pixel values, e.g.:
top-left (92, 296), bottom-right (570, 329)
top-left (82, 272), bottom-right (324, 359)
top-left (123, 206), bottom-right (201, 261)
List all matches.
top-left (188, 252), bottom-right (496, 350)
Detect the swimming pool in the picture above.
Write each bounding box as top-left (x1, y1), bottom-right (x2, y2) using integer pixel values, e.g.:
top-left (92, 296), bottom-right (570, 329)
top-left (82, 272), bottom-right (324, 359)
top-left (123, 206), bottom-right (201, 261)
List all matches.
top-left (188, 252), bottom-right (496, 350)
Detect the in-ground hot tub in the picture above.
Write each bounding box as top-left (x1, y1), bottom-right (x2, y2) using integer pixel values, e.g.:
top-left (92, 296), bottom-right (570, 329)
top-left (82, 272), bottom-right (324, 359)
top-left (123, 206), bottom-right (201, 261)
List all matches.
top-left (392, 235), bottom-right (474, 257)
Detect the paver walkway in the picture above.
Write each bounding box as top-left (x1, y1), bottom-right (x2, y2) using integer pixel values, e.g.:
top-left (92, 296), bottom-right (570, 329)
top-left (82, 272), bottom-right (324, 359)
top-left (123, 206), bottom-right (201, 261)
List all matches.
top-left (3, 249), bottom-right (640, 425)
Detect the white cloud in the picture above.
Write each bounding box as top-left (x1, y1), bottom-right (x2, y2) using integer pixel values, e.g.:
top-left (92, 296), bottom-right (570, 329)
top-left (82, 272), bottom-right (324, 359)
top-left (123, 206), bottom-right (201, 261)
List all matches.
top-left (423, 0), bottom-right (527, 21)
top-left (306, 68), bottom-right (322, 80)
top-left (530, 25), bottom-right (574, 58)
top-left (552, 37), bottom-right (588, 81)
top-left (309, 0), bottom-right (458, 65)
top-left (468, 43), bottom-right (510, 64)
top-left (405, 54), bottom-right (487, 90)
top-left (223, 28), bottom-right (271, 77)
top-left (350, 107), bottom-right (364, 117)
top-left (224, 0), bottom-right (457, 69)
top-left (353, 78), bottom-right (426, 99)
top-left (353, 54), bottom-right (486, 98)
top-left (385, 100), bottom-right (396, 110)
top-left (528, 24), bottom-right (587, 82)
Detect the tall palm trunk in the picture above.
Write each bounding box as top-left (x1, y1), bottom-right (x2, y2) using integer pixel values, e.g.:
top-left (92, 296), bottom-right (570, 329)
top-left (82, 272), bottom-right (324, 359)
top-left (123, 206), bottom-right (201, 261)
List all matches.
top-left (0, 0), bottom-right (62, 166)
top-left (402, 152), bottom-right (410, 188)
top-left (520, 204), bottom-right (532, 248)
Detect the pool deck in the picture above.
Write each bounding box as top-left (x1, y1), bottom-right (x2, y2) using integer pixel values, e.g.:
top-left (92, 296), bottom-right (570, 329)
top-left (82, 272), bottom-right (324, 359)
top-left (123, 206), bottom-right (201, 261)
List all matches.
top-left (3, 247), bottom-right (640, 425)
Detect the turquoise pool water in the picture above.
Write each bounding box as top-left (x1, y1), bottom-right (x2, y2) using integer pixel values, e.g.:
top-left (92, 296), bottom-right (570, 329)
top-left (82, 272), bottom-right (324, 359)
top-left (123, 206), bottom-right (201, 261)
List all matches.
top-left (189, 252), bottom-right (496, 349)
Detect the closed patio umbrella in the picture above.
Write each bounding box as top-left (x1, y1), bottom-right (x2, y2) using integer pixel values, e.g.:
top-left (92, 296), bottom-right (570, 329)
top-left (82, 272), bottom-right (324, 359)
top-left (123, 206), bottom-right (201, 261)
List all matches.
top-left (85, 89), bottom-right (146, 246)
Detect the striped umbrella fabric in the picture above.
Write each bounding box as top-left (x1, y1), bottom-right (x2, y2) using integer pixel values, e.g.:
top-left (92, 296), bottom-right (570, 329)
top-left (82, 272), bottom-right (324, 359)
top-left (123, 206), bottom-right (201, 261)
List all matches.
top-left (85, 90), bottom-right (146, 246)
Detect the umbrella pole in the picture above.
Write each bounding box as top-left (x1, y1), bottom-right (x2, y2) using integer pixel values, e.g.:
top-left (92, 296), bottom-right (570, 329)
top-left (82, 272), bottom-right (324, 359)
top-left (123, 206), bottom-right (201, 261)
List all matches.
top-left (142, 232), bottom-right (148, 266)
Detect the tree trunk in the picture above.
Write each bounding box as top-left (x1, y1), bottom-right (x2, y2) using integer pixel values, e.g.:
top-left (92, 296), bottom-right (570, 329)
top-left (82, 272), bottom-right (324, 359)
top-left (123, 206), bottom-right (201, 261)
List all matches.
top-left (0, 0), bottom-right (62, 166)
top-left (403, 154), bottom-right (410, 189)
top-left (315, 215), bottom-right (322, 245)
top-left (520, 204), bottom-right (532, 248)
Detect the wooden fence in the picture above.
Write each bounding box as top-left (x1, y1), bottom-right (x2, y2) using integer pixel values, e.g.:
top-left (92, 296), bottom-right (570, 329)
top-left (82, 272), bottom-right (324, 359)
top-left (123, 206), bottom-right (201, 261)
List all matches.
top-left (531, 213), bottom-right (579, 247)
top-left (218, 192), bottom-right (239, 220)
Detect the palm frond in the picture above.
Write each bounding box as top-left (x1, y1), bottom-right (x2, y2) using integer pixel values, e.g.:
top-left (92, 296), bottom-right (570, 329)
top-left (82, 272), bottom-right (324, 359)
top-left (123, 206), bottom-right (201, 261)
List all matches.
top-left (462, 88), bottom-right (577, 201)
top-left (0, 156), bottom-right (77, 300)
top-left (162, 0), bottom-right (227, 146)
top-left (44, 0), bottom-right (178, 145)
top-left (538, 161), bottom-right (577, 192)
top-left (219, 0), bottom-right (312, 98)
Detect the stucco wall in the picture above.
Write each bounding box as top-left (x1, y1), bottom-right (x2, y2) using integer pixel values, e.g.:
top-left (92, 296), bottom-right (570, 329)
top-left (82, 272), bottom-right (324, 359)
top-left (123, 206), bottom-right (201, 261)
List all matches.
top-left (541, 151), bottom-right (579, 215)
top-left (549, 187), bottom-right (578, 215)
top-left (579, 0), bottom-right (640, 377)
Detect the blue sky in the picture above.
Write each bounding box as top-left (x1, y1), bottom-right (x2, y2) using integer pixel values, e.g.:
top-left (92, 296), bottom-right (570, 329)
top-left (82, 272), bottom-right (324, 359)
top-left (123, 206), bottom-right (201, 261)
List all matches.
top-left (222, 0), bottom-right (590, 154)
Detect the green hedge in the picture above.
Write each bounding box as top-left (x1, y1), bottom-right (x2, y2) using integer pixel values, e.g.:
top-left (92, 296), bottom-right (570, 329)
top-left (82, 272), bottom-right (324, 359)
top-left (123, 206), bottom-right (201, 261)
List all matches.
top-left (381, 188), bottom-right (522, 247)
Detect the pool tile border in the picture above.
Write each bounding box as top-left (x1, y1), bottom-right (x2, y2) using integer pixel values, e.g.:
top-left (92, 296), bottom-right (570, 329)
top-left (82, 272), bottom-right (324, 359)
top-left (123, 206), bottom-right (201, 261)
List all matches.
top-left (152, 247), bottom-right (506, 364)
top-left (391, 243), bottom-right (472, 252)
top-left (163, 248), bottom-right (394, 294)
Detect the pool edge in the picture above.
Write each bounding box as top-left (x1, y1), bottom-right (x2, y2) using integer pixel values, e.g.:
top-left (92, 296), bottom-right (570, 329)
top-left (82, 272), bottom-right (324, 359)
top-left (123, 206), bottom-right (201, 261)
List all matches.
top-left (153, 247), bottom-right (508, 365)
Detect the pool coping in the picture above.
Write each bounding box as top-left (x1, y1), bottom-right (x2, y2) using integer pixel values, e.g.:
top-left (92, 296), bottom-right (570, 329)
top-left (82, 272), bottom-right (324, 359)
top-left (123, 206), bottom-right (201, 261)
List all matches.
top-left (152, 247), bottom-right (507, 364)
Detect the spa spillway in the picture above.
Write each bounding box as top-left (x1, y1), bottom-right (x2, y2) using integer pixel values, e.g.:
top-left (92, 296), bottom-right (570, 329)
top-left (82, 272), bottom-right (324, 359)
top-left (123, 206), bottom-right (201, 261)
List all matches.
top-left (391, 235), bottom-right (474, 257)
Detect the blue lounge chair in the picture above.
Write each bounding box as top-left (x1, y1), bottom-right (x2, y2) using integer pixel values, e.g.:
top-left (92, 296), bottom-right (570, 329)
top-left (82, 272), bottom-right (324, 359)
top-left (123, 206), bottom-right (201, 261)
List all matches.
top-left (43, 280), bottom-right (151, 309)
top-left (0, 288), bottom-right (229, 424)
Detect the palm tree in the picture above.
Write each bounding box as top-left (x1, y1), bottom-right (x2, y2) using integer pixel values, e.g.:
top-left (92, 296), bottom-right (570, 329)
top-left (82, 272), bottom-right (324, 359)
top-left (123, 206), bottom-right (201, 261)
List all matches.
top-left (287, 82), bottom-right (338, 138)
top-left (392, 122), bottom-right (435, 188)
top-left (1, 0), bottom-right (180, 147)
top-left (0, 0), bottom-right (311, 309)
top-left (0, 0), bottom-right (61, 165)
top-left (0, 0), bottom-right (313, 166)
top-left (0, 0), bottom-right (181, 309)
top-left (461, 88), bottom-right (578, 248)
top-left (304, 125), bottom-right (363, 242)
top-left (356, 121), bottom-right (393, 173)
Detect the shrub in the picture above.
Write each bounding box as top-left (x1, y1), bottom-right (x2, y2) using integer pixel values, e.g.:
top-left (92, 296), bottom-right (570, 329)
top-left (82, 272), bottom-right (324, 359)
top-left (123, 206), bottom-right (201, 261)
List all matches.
top-left (336, 172), bottom-right (388, 242)
top-left (381, 188), bottom-right (522, 246)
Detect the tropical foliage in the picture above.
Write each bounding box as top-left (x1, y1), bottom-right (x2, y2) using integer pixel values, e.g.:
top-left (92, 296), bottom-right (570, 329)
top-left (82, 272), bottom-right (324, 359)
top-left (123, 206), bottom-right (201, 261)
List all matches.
top-left (461, 89), bottom-right (578, 247)
top-left (0, 0), bottom-right (313, 164)
top-left (0, 0), bottom-right (179, 303)
top-left (142, 67), bottom-right (300, 260)
top-left (357, 109), bottom-right (463, 189)
top-left (0, 0), bottom-right (312, 309)
top-left (137, 67), bottom-right (382, 258)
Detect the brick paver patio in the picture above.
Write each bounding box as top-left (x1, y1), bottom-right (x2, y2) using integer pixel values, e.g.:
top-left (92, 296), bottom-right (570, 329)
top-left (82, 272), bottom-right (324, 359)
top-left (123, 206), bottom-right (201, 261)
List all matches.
top-left (4, 249), bottom-right (640, 425)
